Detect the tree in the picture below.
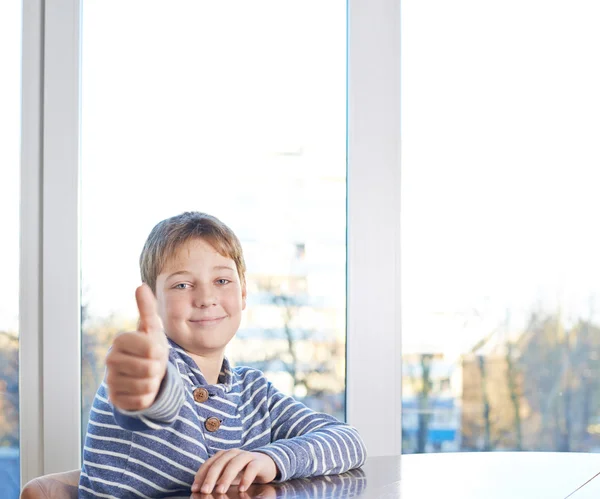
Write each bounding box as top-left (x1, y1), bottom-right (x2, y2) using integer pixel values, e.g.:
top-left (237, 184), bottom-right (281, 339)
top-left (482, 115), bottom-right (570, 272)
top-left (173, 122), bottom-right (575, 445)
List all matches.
top-left (518, 312), bottom-right (600, 451)
top-left (505, 340), bottom-right (522, 450)
top-left (416, 353), bottom-right (433, 453)
top-left (234, 285), bottom-right (345, 419)
top-left (461, 326), bottom-right (526, 452)
top-left (477, 355), bottom-right (492, 451)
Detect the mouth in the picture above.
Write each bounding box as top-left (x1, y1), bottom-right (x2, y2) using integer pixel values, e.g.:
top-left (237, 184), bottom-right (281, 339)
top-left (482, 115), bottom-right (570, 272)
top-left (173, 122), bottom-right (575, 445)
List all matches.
top-left (188, 317), bottom-right (227, 326)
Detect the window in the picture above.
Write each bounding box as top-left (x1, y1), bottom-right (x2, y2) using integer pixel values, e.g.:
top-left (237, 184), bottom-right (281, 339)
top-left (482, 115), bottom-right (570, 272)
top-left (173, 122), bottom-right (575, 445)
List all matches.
top-left (0, 2), bottom-right (21, 497)
top-left (402, 1), bottom-right (600, 453)
top-left (10, 1), bottom-right (397, 471)
top-left (80, 0), bottom-right (348, 439)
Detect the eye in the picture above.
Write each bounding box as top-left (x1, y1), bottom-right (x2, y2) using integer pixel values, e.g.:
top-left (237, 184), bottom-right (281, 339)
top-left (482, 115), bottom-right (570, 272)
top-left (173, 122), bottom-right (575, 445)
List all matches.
top-left (174, 283), bottom-right (190, 289)
top-left (216, 279), bottom-right (230, 285)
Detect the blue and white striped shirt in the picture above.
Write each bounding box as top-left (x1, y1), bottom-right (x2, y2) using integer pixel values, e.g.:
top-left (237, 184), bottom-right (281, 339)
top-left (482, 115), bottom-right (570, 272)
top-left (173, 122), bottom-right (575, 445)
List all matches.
top-left (79, 340), bottom-right (367, 498)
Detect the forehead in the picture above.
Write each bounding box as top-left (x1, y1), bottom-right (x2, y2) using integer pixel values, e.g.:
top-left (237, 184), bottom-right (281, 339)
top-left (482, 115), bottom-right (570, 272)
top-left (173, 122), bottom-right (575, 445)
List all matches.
top-left (161, 237), bottom-right (234, 272)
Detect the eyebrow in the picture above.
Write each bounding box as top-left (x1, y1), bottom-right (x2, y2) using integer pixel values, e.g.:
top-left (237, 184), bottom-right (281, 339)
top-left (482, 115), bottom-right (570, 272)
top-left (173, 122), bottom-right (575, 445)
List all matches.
top-left (165, 266), bottom-right (235, 280)
top-left (214, 265), bottom-right (235, 272)
top-left (165, 270), bottom-right (192, 280)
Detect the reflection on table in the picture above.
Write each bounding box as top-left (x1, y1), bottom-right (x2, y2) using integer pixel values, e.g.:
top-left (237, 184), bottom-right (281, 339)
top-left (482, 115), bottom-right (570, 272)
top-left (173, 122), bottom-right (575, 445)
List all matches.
top-left (189, 466), bottom-right (371, 499)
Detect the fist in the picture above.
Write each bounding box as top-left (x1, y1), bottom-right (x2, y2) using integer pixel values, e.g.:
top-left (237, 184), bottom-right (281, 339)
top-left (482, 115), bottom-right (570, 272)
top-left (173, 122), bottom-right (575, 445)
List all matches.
top-left (105, 284), bottom-right (169, 412)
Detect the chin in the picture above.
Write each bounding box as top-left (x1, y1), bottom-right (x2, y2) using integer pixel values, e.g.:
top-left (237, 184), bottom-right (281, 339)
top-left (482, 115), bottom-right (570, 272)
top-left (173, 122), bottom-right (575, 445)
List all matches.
top-left (189, 344), bottom-right (227, 356)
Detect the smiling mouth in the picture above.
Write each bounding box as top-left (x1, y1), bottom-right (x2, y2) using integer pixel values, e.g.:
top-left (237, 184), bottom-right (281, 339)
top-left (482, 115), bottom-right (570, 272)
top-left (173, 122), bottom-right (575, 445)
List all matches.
top-left (189, 317), bottom-right (226, 325)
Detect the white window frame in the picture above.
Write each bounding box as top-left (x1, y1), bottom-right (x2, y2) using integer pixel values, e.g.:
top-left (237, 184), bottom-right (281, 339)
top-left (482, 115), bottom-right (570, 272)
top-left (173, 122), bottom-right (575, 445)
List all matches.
top-left (346, 0), bottom-right (401, 457)
top-left (19, 0), bottom-right (401, 485)
top-left (20, 0), bottom-right (82, 483)
top-left (20, 0), bottom-right (45, 483)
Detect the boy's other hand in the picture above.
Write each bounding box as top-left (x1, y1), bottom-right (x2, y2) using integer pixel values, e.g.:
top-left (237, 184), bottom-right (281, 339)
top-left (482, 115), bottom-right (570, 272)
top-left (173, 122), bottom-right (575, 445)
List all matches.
top-left (105, 284), bottom-right (169, 412)
top-left (191, 450), bottom-right (278, 495)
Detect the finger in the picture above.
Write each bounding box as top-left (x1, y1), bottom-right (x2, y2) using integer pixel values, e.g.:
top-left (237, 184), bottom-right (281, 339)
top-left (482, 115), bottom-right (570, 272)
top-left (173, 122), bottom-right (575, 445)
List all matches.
top-left (238, 461), bottom-right (261, 492)
top-left (212, 454), bottom-right (253, 494)
top-left (105, 372), bottom-right (160, 396)
top-left (191, 453), bottom-right (220, 493)
top-left (136, 284), bottom-right (163, 335)
top-left (106, 351), bottom-right (163, 377)
top-left (191, 451), bottom-right (242, 492)
top-left (108, 392), bottom-right (156, 412)
top-left (112, 332), bottom-right (164, 360)
top-left (192, 453), bottom-right (218, 491)
top-left (196, 450), bottom-right (243, 494)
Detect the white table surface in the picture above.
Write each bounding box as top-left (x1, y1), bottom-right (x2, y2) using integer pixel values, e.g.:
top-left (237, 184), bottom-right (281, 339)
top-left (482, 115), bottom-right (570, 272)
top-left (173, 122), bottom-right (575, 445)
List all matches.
top-left (401, 452), bottom-right (600, 498)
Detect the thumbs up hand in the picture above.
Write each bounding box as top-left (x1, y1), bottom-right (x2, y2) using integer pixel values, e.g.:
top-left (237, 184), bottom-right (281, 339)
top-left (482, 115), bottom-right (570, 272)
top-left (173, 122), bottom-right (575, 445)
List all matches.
top-left (105, 284), bottom-right (169, 412)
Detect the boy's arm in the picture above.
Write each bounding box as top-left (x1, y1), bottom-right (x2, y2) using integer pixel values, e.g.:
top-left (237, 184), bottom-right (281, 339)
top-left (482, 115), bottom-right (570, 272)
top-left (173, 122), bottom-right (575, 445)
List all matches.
top-left (111, 360), bottom-right (185, 431)
top-left (253, 381), bottom-right (368, 482)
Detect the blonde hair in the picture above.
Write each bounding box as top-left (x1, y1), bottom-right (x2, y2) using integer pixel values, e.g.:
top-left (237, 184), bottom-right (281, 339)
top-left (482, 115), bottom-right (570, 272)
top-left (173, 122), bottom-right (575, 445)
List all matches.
top-left (140, 212), bottom-right (246, 292)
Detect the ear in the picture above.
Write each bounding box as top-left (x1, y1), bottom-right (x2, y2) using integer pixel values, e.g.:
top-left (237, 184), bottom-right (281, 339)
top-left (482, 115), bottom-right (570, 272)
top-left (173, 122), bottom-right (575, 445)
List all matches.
top-left (241, 283), bottom-right (247, 310)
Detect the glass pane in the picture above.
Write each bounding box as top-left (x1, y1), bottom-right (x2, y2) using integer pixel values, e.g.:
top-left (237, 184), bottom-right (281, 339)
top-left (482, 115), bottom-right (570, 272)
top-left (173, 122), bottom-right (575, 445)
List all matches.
top-left (0, 2), bottom-right (21, 497)
top-left (81, 0), bottom-right (347, 447)
top-left (402, 1), bottom-right (600, 453)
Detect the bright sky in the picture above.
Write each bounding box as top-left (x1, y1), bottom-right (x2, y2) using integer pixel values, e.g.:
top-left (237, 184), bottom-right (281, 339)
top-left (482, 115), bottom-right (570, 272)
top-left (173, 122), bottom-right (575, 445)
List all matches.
top-left (2, 1), bottom-right (600, 357)
top-left (0, 2), bottom-right (21, 335)
top-left (79, 1), bottom-right (347, 323)
top-left (401, 0), bottom-right (600, 355)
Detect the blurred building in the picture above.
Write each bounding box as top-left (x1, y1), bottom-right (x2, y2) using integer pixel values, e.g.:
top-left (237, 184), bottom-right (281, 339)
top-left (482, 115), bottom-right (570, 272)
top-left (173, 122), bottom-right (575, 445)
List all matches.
top-left (225, 163), bottom-right (348, 422)
top-left (402, 353), bottom-right (462, 453)
top-left (229, 239), bottom-right (347, 422)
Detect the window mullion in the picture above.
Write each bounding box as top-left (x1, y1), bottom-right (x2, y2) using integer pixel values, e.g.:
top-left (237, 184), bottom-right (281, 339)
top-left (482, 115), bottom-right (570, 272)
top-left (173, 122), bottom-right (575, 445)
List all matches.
top-left (20, 0), bottom-right (45, 487)
top-left (346, 0), bottom-right (402, 457)
top-left (41, 0), bottom-right (82, 474)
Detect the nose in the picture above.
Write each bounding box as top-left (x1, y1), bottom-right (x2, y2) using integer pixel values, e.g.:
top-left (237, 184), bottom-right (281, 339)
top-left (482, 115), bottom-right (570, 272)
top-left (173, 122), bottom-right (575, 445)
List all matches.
top-left (192, 283), bottom-right (217, 308)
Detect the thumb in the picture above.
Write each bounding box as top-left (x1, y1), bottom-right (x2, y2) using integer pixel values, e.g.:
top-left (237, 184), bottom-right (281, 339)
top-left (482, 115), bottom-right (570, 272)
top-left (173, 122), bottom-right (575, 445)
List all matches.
top-left (136, 284), bottom-right (163, 336)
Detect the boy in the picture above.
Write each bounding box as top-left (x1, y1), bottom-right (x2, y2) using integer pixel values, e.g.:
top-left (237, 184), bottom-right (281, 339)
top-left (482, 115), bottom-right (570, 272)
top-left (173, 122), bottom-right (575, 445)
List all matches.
top-left (80, 211), bottom-right (367, 498)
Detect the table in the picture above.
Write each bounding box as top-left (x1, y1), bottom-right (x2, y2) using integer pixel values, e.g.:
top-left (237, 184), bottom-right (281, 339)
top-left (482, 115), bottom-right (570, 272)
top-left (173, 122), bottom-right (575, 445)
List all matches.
top-left (25, 453), bottom-right (600, 498)
top-left (402, 452), bottom-right (600, 499)
top-left (187, 453), bottom-right (600, 498)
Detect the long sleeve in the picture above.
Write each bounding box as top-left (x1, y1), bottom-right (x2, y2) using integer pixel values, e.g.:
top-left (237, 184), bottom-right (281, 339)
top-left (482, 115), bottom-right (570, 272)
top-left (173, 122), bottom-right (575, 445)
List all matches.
top-left (254, 381), bottom-right (367, 481)
top-left (112, 361), bottom-right (186, 431)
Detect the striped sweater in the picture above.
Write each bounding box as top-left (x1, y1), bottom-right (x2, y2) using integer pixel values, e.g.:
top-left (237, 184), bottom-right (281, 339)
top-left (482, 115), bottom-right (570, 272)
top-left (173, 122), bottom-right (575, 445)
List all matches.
top-left (79, 340), bottom-right (367, 498)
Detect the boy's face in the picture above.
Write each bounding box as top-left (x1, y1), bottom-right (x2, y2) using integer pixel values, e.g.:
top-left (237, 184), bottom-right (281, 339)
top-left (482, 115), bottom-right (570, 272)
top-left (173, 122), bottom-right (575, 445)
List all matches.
top-left (155, 237), bottom-right (246, 356)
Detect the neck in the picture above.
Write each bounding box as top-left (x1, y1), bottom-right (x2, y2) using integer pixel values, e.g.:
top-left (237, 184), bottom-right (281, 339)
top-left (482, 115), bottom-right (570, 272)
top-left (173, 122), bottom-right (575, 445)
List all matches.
top-left (189, 350), bottom-right (225, 385)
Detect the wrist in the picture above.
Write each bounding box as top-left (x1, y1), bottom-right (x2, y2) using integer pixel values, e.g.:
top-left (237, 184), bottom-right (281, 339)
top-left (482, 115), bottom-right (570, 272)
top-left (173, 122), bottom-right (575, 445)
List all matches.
top-left (255, 452), bottom-right (279, 482)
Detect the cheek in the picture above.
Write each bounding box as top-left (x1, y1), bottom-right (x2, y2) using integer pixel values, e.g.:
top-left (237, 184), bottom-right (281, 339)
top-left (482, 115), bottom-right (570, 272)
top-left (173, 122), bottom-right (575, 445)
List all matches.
top-left (162, 294), bottom-right (188, 320)
top-left (223, 292), bottom-right (244, 314)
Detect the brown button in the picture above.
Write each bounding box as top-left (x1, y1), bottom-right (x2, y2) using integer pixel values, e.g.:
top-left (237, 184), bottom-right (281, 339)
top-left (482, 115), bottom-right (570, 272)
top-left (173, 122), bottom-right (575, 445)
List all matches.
top-left (205, 417), bottom-right (221, 432)
top-left (193, 387), bottom-right (209, 403)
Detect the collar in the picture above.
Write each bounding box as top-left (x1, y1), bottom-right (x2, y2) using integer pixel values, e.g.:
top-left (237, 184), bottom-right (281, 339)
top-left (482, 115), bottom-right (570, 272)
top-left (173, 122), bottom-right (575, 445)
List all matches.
top-left (167, 339), bottom-right (234, 392)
